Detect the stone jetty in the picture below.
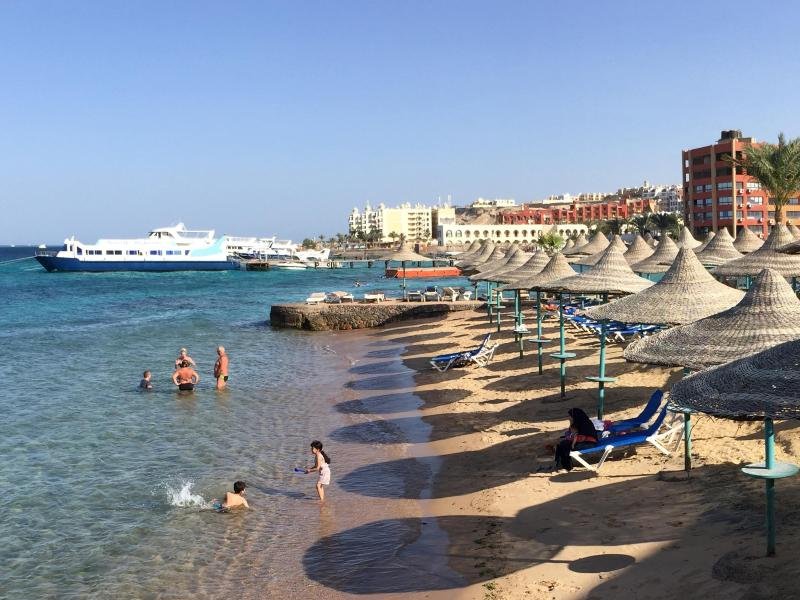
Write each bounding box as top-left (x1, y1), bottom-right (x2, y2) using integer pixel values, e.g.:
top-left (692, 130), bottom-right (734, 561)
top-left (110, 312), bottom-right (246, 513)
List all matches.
top-left (269, 300), bottom-right (483, 331)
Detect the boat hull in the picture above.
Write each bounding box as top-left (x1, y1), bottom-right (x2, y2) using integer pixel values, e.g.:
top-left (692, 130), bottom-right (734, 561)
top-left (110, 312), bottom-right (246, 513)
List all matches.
top-left (385, 266), bottom-right (462, 278)
top-left (35, 256), bottom-right (239, 272)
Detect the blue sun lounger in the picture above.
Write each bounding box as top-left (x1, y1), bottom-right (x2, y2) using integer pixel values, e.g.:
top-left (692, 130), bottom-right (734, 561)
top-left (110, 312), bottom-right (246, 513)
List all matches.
top-left (569, 404), bottom-right (680, 472)
top-left (607, 390), bottom-right (664, 434)
top-left (429, 334), bottom-right (496, 372)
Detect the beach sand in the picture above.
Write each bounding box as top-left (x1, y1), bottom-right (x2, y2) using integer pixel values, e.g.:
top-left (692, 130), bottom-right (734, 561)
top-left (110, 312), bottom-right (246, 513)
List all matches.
top-left (331, 307), bottom-right (800, 600)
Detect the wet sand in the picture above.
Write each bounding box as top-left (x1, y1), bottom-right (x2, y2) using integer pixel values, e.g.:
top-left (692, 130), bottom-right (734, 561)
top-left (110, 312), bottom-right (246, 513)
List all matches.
top-left (314, 308), bottom-right (800, 599)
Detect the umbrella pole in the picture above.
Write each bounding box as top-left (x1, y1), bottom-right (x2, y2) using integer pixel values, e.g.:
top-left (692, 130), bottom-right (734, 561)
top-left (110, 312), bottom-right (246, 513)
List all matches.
top-left (515, 290), bottom-right (524, 358)
top-left (402, 261), bottom-right (407, 300)
top-left (486, 281), bottom-right (492, 322)
top-left (496, 288), bottom-right (503, 332)
top-left (559, 293), bottom-right (566, 397)
top-left (765, 417), bottom-right (776, 556)
top-left (682, 367), bottom-right (693, 472)
top-left (597, 321), bottom-right (607, 420)
top-left (536, 290), bottom-right (544, 374)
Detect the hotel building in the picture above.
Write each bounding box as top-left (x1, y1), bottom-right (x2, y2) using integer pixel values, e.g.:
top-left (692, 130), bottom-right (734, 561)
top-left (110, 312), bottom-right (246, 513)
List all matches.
top-left (500, 197), bottom-right (656, 226)
top-left (348, 202), bottom-right (436, 243)
top-left (682, 130), bottom-right (800, 238)
top-left (437, 222), bottom-right (588, 246)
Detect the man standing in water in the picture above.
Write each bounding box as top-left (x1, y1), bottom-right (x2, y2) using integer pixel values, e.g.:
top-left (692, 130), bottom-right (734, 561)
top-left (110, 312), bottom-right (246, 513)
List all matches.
top-left (172, 360), bottom-right (200, 391)
top-left (214, 346), bottom-right (229, 390)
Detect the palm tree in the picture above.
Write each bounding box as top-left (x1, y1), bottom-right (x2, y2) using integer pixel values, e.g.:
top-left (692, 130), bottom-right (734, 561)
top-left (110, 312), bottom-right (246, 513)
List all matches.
top-left (647, 212), bottom-right (679, 238)
top-left (604, 218), bottom-right (628, 236)
top-left (629, 214), bottom-right (650, 236)
top-left (730, 133), bottom-right (800, 225)
top-left (388, 231), bottom-right (399, 244)
top-left (537, 231), bottom-right (564, 254)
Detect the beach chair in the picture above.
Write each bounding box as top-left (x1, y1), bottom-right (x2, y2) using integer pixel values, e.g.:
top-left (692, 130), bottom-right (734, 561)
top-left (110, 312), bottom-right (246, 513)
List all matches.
top-left (441, 287), bottom-right (459, 301)
top-left (569, 404), bottom-right (680, 472)
top-left (424, 286), bottom-right (441, 302)
top-left (407, 290), bottom-right (425, 302)
top-left (363, 292), bottom-right (385, 303)
top-left (607, 390), bottom-right (664, 434)
top-left (305, 292), bottom-right (326, 305)
top-left (325, 291), bottom-right (354, 303)
top-left (459, 288), bottom-right (473, 301)
top-left (429, 334), bottom-right (496, 372)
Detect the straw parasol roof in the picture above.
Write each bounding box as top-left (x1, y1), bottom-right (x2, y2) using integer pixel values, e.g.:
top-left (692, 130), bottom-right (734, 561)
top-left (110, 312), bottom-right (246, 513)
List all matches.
top-left (567, 231), bottom-right (609, 258)
top-left (695, 230), bottom-right (716, 252)
top-left (457, 239), bottom-right (481, 257)
top-left (563, 238), bottom-right (575, 251)
top-left (463, 244), bottom-right (504, 271)
top-left (623, 234), bottom-right (654, 264)
top-left (643, 232), bottom-right (657, 247)
top-left (500, 252), bottom-right (576, 291)
top-left (678, 226), bottom-right (702, 249)
top-left (624, 268), bottom-right (800, 370)
top-left (630, 235), bottom-right (679, 274)
top-left (540, 244), bottom-right (653, 295)
top-left (471, 247), bottom-right (530, 282)
top-left (575, 234), bottom-right (628, 266)
top-left (584, 248), bottom-right (744, 325)
top-left (456, 240), bottom-right (495, 268)
top-left (713, 224), bottom-right (800, 277)
top-left (496, 250), bottom-right (550, 285)
top-left (562, 232), bottom-right (589, 255)
top-left (472, 245), bottom-right (515, 274)
top-left (695, 227), bottom-right (743, 267)
top-left (379, 241), bottom-right (430, 263)
top-left (788, 223), bottom-right (800, 240)
top-left (670, 338), bottom-right (800, 420)
top-left (732, 226), bottom-right (764, 254)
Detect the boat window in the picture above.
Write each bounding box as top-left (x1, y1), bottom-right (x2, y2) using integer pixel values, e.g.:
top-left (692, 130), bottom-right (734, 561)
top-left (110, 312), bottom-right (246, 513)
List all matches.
top-left (128, 250), bottom-right (138, 255)
top-left (77, 247), bottom-right (83, 255)
top-left (150, 250), bottom-right (159, 255)
top-left (185, 250), bottom-right (190, 255)
top-left (105, 250), bottom-right (114, 255)
top-left (114, 250), bottom-right (122, 255)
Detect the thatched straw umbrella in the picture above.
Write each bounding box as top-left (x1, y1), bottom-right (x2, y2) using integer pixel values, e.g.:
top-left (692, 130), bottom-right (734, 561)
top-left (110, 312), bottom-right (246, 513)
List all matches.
top-left (562, 231), bottom-right (590, 255)
top-left (695, 230), bottom-right (716, 252)
top-left (788, 223), bottom-right (800, 240)
top-left (631, 235), bottom-right (679, 275)
top-left (474, 248), bottom-right (533, 331)
top-left (457, 240), bottom-right (497, 268)
top-left (499, 253), bottom-right (575, 374)
top-left (624, 268), bottom-right (800, 371)
top-left (623, 234), bottom-right (654, 264)
top-left (670, 339), bottom-right (800, 556)
top-left (713, 224), bottom-right (800, 279)
top-left (695, 227), bottom-right (743, 267)
top-left (379, 242), bottom-right (431, 300)
top-left (469, 246), bottom-right (523, 281)
top-left (643, 232), bottom-right (657, 247)
top-left (566, 231), bottom-right (609, 261)
top-left (496, 250), bottom-right (550, 285)
top-left (456, 239), bottom-right (481, 257)
top-left (733, 226), bottom-right (764, 254)
top-left (540, 245), bottom-right (653, 410)
top-left (563, 238), bottom-right (575, 251)
top-left (575, 235), bottom-right (628, 268)
top-left (678, 226), bottom-right (702, 249)
top-left (472, 245), bottom-right (511, 274)
top-left (585, 248), bottom-right (743, 325)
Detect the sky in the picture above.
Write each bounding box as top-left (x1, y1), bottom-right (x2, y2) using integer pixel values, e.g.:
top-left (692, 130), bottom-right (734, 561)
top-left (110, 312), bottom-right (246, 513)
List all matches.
top-left (1, 0), bottom-right (799, 244)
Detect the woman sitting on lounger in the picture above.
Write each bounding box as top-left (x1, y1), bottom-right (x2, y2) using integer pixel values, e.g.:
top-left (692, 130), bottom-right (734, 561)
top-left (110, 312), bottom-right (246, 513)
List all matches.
top-left (548, 408), bottom-right (598, 472)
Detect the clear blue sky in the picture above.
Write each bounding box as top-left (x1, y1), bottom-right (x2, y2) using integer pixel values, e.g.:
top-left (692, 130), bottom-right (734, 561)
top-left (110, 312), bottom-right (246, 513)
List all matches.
top-left (2, 0), bottom-right (799, 244)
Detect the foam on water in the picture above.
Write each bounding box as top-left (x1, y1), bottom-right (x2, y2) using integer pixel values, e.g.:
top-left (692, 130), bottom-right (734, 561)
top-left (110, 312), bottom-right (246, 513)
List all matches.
top-left (164, 481), bottom-right (209, 508)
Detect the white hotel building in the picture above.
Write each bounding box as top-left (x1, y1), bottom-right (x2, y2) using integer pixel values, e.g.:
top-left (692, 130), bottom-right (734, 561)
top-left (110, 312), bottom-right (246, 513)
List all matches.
top-left (437, 222), bottom-right (589, 246)
top-left (348, 202), bottom-right (434, 243)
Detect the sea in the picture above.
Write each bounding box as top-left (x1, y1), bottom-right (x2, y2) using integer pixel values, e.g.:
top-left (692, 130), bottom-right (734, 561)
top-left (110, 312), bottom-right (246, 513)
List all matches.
top-left (0, 247), bottom-right (469, 599)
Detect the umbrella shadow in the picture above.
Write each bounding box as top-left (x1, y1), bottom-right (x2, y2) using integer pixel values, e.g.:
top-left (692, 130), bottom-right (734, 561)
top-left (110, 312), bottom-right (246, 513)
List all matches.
top-left (335, 389), bottom-right (471, 415)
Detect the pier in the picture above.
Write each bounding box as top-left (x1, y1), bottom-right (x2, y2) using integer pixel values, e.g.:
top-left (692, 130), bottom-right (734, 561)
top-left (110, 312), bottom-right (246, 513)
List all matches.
top-left (270, 299), bottom-right (482, 331)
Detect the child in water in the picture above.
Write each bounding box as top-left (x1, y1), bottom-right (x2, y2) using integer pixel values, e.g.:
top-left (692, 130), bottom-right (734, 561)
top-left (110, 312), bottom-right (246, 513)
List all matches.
top-left (212, 480), bottom-right (249, 512)
top-left (139, 370), bottom-right (153, 390)
top-left (304, 441), bottom-right (332, 502)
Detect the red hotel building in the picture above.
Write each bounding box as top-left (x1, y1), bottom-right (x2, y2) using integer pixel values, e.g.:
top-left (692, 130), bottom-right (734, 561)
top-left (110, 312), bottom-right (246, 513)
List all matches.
top-left (682, 130), bottom-right (800, 238)
top-left (501, 198), bottom-right (654, 226)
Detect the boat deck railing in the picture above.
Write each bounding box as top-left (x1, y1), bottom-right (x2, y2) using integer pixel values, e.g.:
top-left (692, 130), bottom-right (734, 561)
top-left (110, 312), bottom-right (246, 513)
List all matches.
top-left (35, 249), bottom-right (58, 257)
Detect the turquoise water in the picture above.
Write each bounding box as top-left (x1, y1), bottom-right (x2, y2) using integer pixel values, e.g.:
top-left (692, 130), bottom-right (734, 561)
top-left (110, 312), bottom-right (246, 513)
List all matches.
top-left (0, 249), bottom-right (467, 598)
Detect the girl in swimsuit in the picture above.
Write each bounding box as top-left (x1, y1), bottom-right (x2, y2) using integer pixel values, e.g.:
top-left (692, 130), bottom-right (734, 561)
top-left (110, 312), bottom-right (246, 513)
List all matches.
top-left (304, 440), bottom-right (332, 502)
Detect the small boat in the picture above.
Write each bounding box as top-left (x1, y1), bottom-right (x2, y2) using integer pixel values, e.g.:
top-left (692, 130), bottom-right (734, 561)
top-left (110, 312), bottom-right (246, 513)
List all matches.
top-left (35, 223), bottom-right (239, 272)
top-left (268, 256), bottom-right (313, 270)
top-left (385, 266), bottom-right (462, 279)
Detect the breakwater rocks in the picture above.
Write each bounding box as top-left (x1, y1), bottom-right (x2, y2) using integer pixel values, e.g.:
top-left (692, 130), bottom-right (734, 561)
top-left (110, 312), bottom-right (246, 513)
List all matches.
top-left (270, 301), bottom-right (483, 331)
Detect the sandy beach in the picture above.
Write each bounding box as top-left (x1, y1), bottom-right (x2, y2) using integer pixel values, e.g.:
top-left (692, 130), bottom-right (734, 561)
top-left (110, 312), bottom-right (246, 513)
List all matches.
top-left (321, 306), bottom-right (800, 600)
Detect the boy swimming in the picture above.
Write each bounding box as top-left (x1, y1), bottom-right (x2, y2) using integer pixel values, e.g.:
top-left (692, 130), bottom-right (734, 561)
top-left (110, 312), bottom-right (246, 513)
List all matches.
top-left (212, 480), bottom-right (249, 512)
top-left (139, 370), bottom-right (153, 390)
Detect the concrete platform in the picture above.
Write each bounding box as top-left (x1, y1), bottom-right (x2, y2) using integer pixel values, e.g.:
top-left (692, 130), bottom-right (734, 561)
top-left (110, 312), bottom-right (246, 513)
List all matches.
top-left (269, 300), bottom-right (483, 331)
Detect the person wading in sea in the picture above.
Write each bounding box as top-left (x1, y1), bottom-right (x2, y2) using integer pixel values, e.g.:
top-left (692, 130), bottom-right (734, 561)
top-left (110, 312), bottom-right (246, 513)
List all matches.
top-left (172, 360), bottom-right (200, 391)
top-left (214, 346), bottom-right (229, 390)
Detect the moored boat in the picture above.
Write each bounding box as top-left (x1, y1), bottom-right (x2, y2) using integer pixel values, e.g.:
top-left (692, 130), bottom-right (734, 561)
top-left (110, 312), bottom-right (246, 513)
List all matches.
top-left (35, 223), bottom-right (239, 272)
top-left (385, 266), bottom-right (462, 278)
